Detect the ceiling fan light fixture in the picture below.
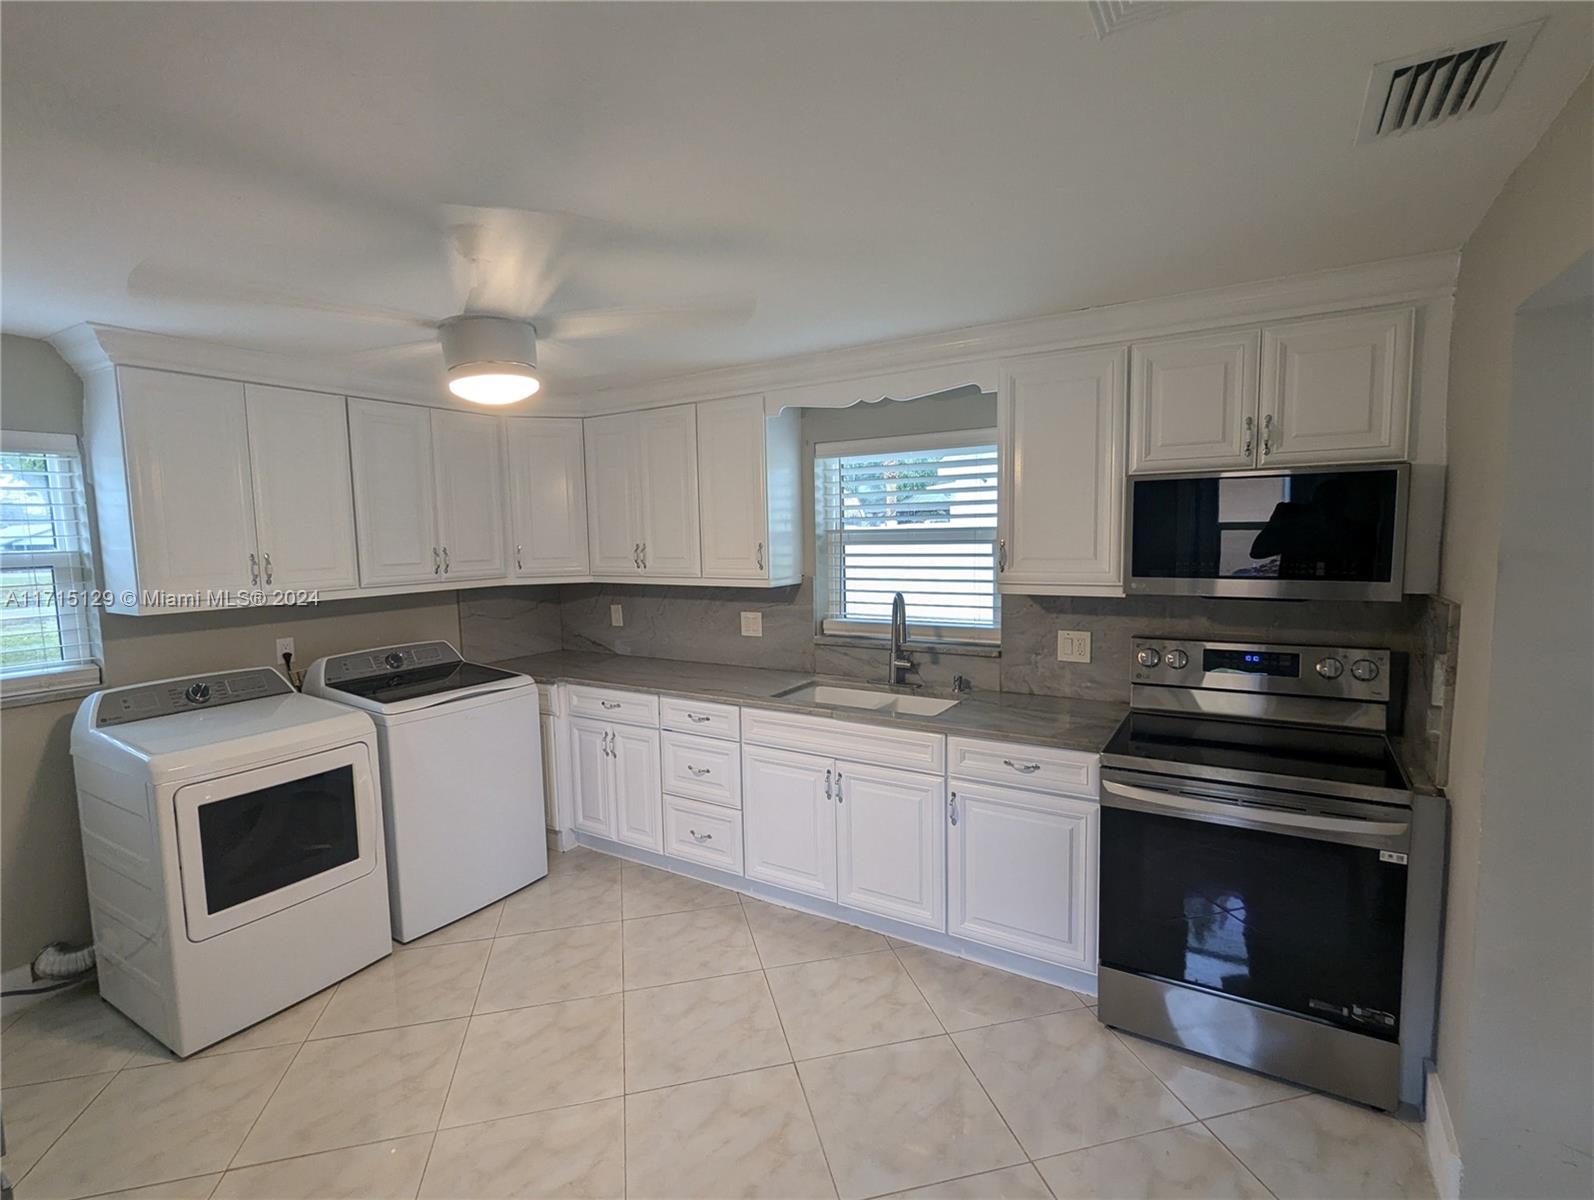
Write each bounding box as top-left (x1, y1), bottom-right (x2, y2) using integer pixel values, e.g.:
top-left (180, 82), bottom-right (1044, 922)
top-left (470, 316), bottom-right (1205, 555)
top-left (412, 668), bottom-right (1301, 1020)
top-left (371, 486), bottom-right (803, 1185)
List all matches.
top-left (439, 314), bottom-right (540, 406)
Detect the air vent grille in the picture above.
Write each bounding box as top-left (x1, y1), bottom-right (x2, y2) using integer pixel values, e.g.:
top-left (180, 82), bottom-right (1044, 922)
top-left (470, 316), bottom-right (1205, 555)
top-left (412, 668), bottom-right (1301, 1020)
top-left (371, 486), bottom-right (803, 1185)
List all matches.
top-left (1357, 19), bottom-right (1544, 143)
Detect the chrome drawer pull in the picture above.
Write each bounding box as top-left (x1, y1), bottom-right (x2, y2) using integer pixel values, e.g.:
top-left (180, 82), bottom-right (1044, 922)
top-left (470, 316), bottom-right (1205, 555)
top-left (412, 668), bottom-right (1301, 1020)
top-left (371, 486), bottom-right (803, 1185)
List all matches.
top-left (1004, 759), bottom-right (1042, 774)
top-left (689, 830), bottom-right (713, 843)
top-left (600, 700), bottom-right (622, 710)
top-left (824, 768), bottom-right (833, 801)
top-left (687, 713), bottom-right (711, 723)
top-left (687, 765), bottom-right (711, 777)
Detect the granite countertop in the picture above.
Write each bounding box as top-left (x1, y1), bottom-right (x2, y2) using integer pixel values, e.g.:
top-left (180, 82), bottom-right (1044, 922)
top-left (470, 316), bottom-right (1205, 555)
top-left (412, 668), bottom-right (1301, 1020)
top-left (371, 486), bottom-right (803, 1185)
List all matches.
top-left (493, 650), bottom-right (1127, 754)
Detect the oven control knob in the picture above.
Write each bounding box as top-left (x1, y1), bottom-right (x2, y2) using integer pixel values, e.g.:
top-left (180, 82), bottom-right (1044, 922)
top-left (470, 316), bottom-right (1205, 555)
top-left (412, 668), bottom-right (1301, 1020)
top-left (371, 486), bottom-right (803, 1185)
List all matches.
top-left (384, 651), bottom-right (406, 670)
top-left (1135, 647), bottom-right (1161, 668)
top-left (1351, 658), bottom-right (1381, 682)
top-left (185, 682), bottom-right (212, 704)
top-left (1164, 649), bottom-right (1189, 670)
top-left (1314, 657), bottom-right (1344, 680)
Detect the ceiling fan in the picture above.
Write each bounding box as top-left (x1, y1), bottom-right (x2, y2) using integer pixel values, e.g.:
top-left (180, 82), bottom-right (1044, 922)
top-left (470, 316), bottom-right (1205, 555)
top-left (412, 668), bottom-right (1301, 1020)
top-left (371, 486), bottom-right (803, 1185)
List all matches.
top-left (127, 206), bottom-right (755, 405)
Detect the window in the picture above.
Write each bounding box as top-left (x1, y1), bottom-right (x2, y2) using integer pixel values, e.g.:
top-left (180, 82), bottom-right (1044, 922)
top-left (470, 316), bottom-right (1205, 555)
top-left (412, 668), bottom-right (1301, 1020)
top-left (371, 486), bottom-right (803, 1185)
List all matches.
top-left (815, 430), bottom-right (999, 644)
top-left (1, 431), bottom-right (101, 697)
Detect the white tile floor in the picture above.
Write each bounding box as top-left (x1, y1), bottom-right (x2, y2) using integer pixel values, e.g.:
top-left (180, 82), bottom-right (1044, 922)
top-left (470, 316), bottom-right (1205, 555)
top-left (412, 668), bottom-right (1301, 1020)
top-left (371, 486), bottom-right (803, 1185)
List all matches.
top-left (2, 848), bottom-right (1438, 1199)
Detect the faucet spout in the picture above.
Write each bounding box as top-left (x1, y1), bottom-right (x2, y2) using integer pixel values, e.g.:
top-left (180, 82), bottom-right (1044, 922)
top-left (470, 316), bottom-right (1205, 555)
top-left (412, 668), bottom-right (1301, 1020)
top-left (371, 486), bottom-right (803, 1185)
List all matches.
top-left (887, 592), bottom-right (915, 686)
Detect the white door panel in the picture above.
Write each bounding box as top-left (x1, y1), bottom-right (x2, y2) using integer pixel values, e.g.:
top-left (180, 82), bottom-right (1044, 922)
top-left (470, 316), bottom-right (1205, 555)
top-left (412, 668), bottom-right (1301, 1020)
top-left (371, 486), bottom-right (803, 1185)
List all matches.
top-left (584, 414), bottom-right (642, 574)
top-left (507, 418), bottom-right (589, 576)
top-left (244, 385), bottom-right (358, 590)
top-left (570, 718), bottom-right (614, 839)
top-left (696, 395), bottom-right (768, 578)
top-left (742, 745), bottom-right (836, 901)
top-left (1129, 331), bottom-right (1259, 473)
top-left (637, 406), bottom-right (701, 576)
top-left (431, 409), bottom-right (507, 580)
top-left (348, 399), bottom-right (438, 586)
top-left (612, 724), bottom-right (663, 853)
top-left (836, 762), bottom-right (945, 931)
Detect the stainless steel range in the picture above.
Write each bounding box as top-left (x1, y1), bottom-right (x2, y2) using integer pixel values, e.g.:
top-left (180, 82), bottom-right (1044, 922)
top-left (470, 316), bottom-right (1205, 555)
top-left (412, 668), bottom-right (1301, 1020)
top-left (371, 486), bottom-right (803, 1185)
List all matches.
top-left (1096, 638), bottom-right (1445, 1111)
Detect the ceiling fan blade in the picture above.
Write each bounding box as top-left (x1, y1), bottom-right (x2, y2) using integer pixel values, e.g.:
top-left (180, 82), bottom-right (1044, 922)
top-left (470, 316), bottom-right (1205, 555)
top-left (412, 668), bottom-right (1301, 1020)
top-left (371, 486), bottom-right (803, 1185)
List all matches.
top-left (536, 295), bottom-right (757, 342)
top-left (441, 206), bottom-right (593, 319)
top-left (127, 263), bottom-right (438, 330)
top-left (337, 339), bottom-right (442, 367)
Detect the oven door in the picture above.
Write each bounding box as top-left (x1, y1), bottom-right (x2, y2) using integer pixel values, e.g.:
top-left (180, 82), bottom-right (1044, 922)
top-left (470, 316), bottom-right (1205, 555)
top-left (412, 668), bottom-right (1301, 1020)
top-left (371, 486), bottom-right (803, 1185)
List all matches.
top-left (173, 743), bottom-right (379, 942)
top-left (1099, 770), bottom-right (1410, 1040)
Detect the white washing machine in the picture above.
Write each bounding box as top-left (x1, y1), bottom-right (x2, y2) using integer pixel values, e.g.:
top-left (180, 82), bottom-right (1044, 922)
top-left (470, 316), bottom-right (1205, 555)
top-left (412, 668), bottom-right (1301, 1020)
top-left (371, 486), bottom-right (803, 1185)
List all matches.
top-left (303, 641), bottom-right (547, 942)
top-left (71, 668), bottom-right (392, 1057)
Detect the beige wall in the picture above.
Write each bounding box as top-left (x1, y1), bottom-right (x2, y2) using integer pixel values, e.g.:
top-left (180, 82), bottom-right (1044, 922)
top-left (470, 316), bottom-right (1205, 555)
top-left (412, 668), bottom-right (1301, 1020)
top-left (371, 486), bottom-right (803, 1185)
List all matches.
top-left (0, 337), bottom-right (462, 971)
top-left (1434, 72), bottom-right (1591, 1194)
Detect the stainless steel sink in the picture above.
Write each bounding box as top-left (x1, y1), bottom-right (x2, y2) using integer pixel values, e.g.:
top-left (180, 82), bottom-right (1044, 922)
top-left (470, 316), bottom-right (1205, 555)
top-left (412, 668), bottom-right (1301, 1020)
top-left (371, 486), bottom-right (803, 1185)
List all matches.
top-left (773, 682), bottom-right (959, 718)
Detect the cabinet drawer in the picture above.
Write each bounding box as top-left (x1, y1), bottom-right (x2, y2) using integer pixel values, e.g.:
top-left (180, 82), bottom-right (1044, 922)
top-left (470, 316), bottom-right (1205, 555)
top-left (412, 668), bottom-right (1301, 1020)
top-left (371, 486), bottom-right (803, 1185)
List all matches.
top-left (743, 708), bottom-right (944, 775)
top-left (661, 731), bottom-right (742, 808)
top-left (566, 685), bottom-right (659, 727)
top-left (659, 696), bottom-right (741, 740)
top-left (947, 737), bottom-right (1099, 798)
top-left (664, 796), bottom-right (744, 875)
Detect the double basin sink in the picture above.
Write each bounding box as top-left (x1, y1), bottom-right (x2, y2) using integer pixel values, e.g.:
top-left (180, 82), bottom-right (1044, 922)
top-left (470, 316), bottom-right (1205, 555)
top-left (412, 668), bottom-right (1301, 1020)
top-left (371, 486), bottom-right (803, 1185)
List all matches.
top-left (772, 682), bottom-right (960, 718)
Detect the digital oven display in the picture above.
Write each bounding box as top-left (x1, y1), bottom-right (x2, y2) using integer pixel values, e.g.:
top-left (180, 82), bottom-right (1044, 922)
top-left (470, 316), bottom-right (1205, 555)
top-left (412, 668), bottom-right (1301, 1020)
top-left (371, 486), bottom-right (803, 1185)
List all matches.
top-left (1203, 649), bottom-right (1300, 678)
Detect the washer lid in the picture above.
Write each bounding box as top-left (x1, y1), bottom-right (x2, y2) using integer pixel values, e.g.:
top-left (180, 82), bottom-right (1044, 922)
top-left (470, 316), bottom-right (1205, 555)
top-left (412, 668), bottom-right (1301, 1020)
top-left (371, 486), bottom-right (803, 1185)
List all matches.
top-left (324, 660), bottom-right (523, 706)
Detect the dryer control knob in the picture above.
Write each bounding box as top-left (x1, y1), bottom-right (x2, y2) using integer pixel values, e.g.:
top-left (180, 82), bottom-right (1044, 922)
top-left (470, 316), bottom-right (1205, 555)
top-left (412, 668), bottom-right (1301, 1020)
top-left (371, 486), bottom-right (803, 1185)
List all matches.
top-left (1164, 649), bottom-right (1189, 670)
top-left (1351, 658), bottom-right (1381, 682)
top-left (1315, 657), bottom-right (1344, 680)
top-left (384, 651), bottom-right (406, 670)
top-left (185, 682), bottom-right (212, 704)
top-left (1135, 647), bottom-right (1161, 668)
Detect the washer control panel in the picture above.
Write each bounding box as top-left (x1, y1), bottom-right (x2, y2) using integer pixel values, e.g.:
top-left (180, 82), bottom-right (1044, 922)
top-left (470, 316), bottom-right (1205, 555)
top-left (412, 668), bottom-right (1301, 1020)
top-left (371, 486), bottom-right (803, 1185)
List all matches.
top-left (318, 641), bottom-right (459, 684)
top-left (97, 669), bottom-right (293, 726)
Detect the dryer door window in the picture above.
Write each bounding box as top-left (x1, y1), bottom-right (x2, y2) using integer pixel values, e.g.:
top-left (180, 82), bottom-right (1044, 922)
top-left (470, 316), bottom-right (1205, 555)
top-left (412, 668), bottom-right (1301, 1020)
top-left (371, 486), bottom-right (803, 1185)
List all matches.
top-left (174, 742), bottom-right (379, 942)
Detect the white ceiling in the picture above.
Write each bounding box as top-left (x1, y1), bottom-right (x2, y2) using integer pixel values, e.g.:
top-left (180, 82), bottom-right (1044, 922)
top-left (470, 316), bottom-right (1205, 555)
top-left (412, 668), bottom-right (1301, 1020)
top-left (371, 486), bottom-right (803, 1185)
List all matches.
top-left (3, 2), bottom-right (1589, 399)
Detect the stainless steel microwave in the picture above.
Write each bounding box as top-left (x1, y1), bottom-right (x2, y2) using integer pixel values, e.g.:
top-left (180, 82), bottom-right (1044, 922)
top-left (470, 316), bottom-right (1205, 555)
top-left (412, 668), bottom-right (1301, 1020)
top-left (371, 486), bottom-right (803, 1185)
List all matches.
top-left (1126, 464), bottom-right (1408, 601)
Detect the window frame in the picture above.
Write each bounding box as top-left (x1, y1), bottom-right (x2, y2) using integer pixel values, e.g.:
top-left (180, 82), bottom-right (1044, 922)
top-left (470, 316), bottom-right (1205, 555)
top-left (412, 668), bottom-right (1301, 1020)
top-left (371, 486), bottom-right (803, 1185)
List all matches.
top-left (814, 427), bottom-right (1000, 648)
top-left (0, 430), bottom-right (103, 701)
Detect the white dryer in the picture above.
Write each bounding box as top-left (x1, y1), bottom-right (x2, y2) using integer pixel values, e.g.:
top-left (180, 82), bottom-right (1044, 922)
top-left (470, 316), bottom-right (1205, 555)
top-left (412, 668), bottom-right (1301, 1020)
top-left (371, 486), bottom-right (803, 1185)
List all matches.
top-left (71, 669), bottom-right (391, 1057)
top-left (303, 641), bottom-right (547, 942)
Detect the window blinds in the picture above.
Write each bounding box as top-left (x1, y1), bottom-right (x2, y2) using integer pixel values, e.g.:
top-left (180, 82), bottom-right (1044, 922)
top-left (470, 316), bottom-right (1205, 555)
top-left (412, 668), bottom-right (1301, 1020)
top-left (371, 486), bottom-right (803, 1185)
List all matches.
top-left (815, 430), bottom-right (999, 640)
top-left (0, 432), bottom-right (101, 694)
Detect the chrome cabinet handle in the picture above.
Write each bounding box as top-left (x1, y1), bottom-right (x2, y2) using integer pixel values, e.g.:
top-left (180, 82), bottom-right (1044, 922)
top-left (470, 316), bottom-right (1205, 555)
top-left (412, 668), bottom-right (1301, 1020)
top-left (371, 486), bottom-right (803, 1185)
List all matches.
top-left (825, 768), bottom-right (833, 801)
top-left (600, 700), bottom-right (621, 710)
top-left (433, 547), bottom-right (441, 575)
top-left (997, 538), bottom-right (1007, 572)
top-left (633, 543), bottom-right (641, 569)
top-left (1004, 759), bottom-right (1042, 774)
top-left (687, 765), bottom-right (711, 777)
top-left (687, 713), bottom-right (711, 724)
top-left (604, 730), bottom-right (615, 757)
top-left (263, 552), bottom-right (273, 586)
top-left (948, 792), bottom-right (959, 826)
top-left (442, 546), bottom-right (450, 574)
top-left (689, 829), bottom-right (713, 843)
top-left (1261, 413), bottom-right (1274, 456)
top-left (640, 542), bottom-right (647, 569)
top-left (835, 769), bottom-right (843, 804)
top-left (1242, 415), bottom-right (1255, 458)
top-left (249, 552), bottom-right (260, 586)
top-left (756, 541), bottom-right (764, 570)
top-left (516, 544), bottom-right (523, 571)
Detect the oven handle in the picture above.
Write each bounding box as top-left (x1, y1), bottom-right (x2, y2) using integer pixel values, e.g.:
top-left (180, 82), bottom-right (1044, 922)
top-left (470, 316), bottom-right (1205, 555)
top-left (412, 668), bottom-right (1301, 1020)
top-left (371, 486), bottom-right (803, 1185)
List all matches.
top-left (1100, 779), bottom-right (1409, 850)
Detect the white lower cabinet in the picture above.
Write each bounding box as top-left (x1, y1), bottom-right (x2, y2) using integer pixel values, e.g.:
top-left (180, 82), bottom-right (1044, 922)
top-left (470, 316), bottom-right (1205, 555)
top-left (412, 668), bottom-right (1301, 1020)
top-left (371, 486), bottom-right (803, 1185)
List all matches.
top-left (539, 711), bottom-right (558, 831)
top-left (570, 718), bottom-right (615, 839)
top-left (612, 724), bottom-right (663, 853)
top-left (664, 795), bottom-right (744, 874)
top-left (947, 779), bottom-right (1098, 970)
top-left (742, 745), bottom-right (837, 901)
top-left (836, 762), bottom-right (946, 931)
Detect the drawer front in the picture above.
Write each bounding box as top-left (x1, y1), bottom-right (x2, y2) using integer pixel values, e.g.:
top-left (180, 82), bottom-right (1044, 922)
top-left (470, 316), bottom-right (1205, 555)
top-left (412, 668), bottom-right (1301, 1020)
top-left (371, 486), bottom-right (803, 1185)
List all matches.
top-left (659, 696), bottom-right (741, 740)
top-left (946, 737), bottom-right (1099, 799)
top-left (664, 796), bottom-right (744, 875)
top-left (566, 685), bottom-right (659, 727)
top-left (742, 708), bottom-right (944, 775)
top-left (661, 731), bottom-right (743, 808)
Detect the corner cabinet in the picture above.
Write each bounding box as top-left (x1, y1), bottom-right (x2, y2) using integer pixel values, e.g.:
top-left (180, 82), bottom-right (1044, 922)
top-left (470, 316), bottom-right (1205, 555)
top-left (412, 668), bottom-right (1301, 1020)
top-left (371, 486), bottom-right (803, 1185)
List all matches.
top-left (695, 396), bottom-right (802, 584)
top-left (505, 418), bottom-right (589, 578)
top-left (997, 345), bottom-right (1127, 596)
top-left (584, 405), bottom-right (702, 579)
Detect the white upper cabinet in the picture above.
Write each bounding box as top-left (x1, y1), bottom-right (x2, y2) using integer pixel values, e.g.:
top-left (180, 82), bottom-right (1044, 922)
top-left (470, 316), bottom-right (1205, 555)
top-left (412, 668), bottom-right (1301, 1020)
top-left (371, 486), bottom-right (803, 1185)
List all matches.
top-left (111, 368), bottom-right (259, 597)
top-left (1259, 308), bottom-right (1414, 465)
top-left (506, 418), bottom-right (589, 578)
top-left (696, 396), bottom-right (801, 583)
top-left (835, 761), bottom-right (946, 931)
top-left (998, 346), bottom-right (1127, 596)
top-left (348, 399), bottom-right (440, 586)
top-left (244, 384), bottom-right (358, 591)
top-left (430, 409), bottom-right (507, 581)
top-left (1129, 331), bottom-right (1259, 474)
top-left (584, 412), bottom-right (645, 576)
top-left (635, 405), bottom-right (701, 577)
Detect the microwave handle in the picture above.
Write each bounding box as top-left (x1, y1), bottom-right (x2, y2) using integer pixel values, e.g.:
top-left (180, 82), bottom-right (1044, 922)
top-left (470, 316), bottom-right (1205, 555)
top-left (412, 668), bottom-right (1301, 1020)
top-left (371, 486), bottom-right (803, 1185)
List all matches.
top-left (1100, 779), bottom-right (1409, 851)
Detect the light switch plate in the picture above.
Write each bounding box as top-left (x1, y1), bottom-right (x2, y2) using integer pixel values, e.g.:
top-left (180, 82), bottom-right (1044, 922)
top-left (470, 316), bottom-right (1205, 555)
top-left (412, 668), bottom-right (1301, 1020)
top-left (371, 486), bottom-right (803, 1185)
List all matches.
top-left (609, 604), bottom-right (624, 627)
top-left (1057, 630), bottom-right (1092, 663)
top-left (740, 611), bottom-right (763, 637)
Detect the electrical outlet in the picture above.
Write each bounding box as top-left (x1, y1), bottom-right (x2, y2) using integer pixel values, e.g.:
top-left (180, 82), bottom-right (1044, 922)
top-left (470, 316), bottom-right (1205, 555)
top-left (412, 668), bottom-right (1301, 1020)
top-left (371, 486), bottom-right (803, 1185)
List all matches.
top-left (609, 603), bottom-right (624, 627)
top-left (1056, 630), bottom-right (1092, 663)
top-left (740, 611), bottom-right (763, 637)
top-left (275, 637), bottom-right (295, 662)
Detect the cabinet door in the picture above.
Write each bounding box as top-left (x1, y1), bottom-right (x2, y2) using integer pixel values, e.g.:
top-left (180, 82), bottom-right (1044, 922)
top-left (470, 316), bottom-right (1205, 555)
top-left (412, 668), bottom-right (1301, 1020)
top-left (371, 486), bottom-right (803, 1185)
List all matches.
top-left (998, 346), bottom-right (1127, 594)
top-left (836, 762), bottom-right (946, 931)
top-left (1259, 308), bottom-right (1413, 465)
top-left (569, 718), bottom-right (614, 839)
top-left (612, 724), bottom-right (663, 853)
top-left (539, 712), bottom-right (558, 830)
top-left (117, 368), bottom-right (257, 594)
top-left (506, 418), bottom-right (589, 577)
top-left (696, 395), bottom-right (768, 579)
top-left (742, 746), bottom-right (837, 901)
top-left (431, 409), bottom-right (507, 581)
top-left (244, 385), bottom-right (358, 591)
top-left (947, 781), bottom-right (1097, 970)
top-left (637, 405), bottom-right (701, 577)
top-left (1129, 331), bottom-right (1259, 473)
top-left (584, 413), bottom-right (643, 575)
top-left (348, 399), bottom-right (439, 586)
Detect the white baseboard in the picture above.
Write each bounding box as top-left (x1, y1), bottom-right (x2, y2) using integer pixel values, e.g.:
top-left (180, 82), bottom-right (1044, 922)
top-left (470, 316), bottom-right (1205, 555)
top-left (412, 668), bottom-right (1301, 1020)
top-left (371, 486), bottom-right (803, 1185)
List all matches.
top-left (1425, 1066), bottom-right (1463, 1200)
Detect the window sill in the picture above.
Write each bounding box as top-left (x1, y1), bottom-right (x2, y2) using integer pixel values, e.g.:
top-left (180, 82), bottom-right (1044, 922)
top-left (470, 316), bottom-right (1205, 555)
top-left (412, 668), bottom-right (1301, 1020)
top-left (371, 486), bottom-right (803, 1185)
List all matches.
top-left (1, 665), bottom-right (103, 709)
top-left (812, 634), bottom-right (1001, 659)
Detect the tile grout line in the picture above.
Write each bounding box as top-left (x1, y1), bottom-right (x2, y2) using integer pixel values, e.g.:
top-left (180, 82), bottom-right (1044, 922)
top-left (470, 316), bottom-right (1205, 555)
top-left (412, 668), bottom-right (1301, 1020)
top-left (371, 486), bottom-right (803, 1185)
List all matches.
top-left (6, 1058), bottom-right (120, 1188)
top-left (220, 1028), bottom-right (315, 1174)
top-left (1197, 1116), bottom-right (1281, 1199)
top-left (413, 916), bottom-right (496, 1197)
